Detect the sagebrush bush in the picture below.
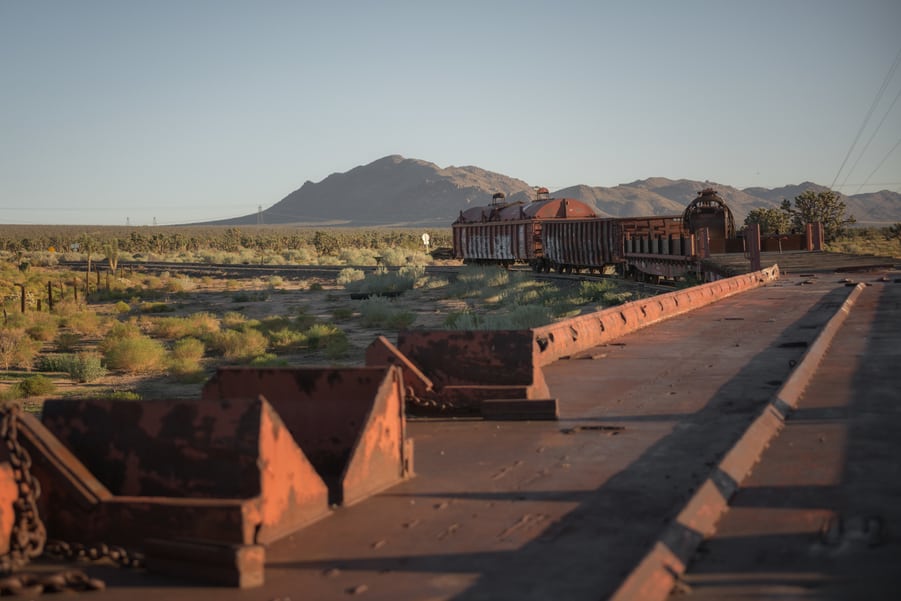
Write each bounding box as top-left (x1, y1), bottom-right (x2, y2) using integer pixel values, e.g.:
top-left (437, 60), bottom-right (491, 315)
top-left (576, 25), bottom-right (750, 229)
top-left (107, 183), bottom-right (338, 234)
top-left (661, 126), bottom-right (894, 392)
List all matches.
top-left (114, 301), bottom-right (131, 314)
top-left (206, 329), bottom-right (268, 361)
top-left (39, 352), bottom-right (107, 383)
top-left (150, 313), bottom-right (220, 340)
top-left (103, 335), bottom-right (167, 373)
top-left (336, 268), bottom-right (366, 286)
top-left (25, 313), bottom-right (60, 342)
top-left (0, 328), bottom-right (40, 370)
top-left (70, 352), bottom-right (108, 382)
top-left (63, 311), bottom-right (104, 336)
top-left (167, 337), bottom-right (206, 379)
top-left (56, 332), bottom-right (82, 353)
top-left (10, 374), bottom-right (56, 398)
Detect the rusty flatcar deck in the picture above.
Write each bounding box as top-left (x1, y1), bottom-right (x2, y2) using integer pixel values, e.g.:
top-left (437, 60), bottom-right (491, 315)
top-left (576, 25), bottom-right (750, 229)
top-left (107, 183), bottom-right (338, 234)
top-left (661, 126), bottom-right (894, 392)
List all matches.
top-left (21, 266), bottom-right (897, 600)
top-left (670, 276), bottom-right (901, 600)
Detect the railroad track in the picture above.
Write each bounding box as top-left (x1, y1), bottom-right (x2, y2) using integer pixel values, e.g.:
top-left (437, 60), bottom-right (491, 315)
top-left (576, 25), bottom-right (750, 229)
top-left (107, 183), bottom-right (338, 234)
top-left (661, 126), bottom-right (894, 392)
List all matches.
top-left (59, 260), bottom-right (677, 296)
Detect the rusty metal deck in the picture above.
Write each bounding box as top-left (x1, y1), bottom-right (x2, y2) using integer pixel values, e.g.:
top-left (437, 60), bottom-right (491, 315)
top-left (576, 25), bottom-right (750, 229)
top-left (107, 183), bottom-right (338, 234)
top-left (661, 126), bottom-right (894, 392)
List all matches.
top-left (670, 275), bottom-right (901, 601)
top-left (15, 266), bottom-right (897, 600)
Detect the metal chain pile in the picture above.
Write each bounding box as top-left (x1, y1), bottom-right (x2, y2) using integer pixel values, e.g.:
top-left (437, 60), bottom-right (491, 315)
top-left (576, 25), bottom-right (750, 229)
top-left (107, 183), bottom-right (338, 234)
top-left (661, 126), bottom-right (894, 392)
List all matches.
top-left (0, 404), bottom-right (142, 595)
top-left (0, 405), bottom-right (46, 574)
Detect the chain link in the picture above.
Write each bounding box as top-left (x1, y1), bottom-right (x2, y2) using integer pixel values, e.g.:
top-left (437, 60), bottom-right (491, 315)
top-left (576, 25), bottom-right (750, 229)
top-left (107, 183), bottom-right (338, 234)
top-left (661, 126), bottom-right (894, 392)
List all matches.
top-left (0, 404), bottom-right (46, 574)
top-left (0, 404), bottom-right (144, 595)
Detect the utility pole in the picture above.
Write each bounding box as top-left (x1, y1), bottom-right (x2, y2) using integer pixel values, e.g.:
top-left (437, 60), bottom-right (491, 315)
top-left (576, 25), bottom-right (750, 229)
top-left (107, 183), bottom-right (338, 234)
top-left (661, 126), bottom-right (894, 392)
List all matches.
top-left (257, 205), bottom-right (263, 225)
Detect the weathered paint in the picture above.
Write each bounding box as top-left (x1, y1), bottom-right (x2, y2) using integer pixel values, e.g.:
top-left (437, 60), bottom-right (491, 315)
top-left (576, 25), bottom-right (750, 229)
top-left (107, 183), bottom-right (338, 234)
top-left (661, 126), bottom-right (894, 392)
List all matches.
top-left (202, 366), bottom-right (412, 507)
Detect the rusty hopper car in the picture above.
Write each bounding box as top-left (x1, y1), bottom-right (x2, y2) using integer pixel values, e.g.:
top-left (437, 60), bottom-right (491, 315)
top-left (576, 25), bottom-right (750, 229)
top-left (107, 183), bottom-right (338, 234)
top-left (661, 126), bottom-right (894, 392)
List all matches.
top-left (542, 215), bottom-right (690, 274)
top-left (452, 190), bottom-right (598, 267)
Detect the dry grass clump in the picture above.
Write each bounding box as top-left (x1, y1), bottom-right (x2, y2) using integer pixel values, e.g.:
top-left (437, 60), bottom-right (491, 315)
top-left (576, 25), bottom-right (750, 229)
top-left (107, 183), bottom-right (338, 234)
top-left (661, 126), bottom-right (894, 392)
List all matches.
top-left (0, 328), bottom-right (40, 370)
top-left (206, 329), bottom-right (268, 362)
top-left (150, 312), bottom-right (220, 340)
top-left (101, 321), bottom-right (166, 373)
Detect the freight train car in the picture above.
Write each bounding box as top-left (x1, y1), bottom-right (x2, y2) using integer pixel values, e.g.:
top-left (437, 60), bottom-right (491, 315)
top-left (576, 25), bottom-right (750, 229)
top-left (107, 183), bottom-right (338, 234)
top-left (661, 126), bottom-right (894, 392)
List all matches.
top-left (452, 190), bottom-right (598, 267)
top-left (452, 187), bottom-right (735, 279)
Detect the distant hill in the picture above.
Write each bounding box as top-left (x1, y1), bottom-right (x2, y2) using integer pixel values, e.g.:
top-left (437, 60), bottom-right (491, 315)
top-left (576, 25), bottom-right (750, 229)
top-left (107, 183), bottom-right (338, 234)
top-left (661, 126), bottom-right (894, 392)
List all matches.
top-left (203, 155), bottom-right (901, 227)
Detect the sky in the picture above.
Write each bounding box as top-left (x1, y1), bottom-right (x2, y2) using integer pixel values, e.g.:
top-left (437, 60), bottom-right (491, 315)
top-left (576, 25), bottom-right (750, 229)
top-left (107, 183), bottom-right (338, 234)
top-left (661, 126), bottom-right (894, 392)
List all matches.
top-left (1, 1), bottom-right (900, 226)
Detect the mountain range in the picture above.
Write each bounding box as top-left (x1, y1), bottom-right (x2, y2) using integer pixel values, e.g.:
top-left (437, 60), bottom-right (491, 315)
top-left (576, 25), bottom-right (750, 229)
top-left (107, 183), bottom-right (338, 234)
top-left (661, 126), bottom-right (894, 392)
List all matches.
top-left (205, 155), bottom-right (901, 227)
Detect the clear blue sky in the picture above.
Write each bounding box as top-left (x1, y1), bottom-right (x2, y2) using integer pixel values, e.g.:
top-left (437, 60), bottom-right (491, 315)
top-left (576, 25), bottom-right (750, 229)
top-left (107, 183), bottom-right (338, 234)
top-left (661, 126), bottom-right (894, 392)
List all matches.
top-left (2, 0), bottom-right (900, 225)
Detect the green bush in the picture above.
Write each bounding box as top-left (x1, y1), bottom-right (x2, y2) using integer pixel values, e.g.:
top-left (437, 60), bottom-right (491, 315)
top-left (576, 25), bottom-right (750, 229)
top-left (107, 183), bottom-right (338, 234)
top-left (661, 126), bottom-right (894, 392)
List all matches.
top-left (206, 329), bottom-right (268, 361)
top-left (150, 313), bottom-right (220, 340)
top-left (167, 338), bottom-right (206, 380)
top-left (38, 352), bottom-right (107, 382)
top-left (10, 374), bottom-right (56, 398)
top-left (248, 353), bottom-right (289, 367)
top-left (69, 353), bottom-right (108, 383)
top-left (103, 335), bottom-right (167, 373)
top-left (55, 332), bottom-right (82, 352)
top-left (114, 300), bottom-right (131, 314)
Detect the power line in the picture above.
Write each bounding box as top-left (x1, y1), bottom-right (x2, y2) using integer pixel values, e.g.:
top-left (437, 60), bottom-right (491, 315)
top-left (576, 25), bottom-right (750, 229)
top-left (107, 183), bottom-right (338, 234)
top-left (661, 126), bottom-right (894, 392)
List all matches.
top-left (831, 45), bottom-right (901, 190)
top-left (855, 135), bottom-right (901, 194)
top-left (841, 84), bottom-right (901, 191)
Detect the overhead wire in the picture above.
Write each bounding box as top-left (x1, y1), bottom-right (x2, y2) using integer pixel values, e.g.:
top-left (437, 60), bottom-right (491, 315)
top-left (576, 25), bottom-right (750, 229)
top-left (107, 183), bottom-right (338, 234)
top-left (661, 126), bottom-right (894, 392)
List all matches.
top-left (855, 135), bottom-right (901, 194)
top-left (841, 84), bottom-right (901, 192)
top-left (830, 45), bottom-right (901, 191)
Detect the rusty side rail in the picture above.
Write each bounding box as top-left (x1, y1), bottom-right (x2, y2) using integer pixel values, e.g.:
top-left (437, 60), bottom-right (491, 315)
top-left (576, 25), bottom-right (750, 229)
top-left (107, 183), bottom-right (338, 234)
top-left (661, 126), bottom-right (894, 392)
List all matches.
top-left (609, 282), bottom-right (866, 601)
top-left (367, 266), bottom-right (780, 418)
top-left (532, 264), bottom-right (780, 366)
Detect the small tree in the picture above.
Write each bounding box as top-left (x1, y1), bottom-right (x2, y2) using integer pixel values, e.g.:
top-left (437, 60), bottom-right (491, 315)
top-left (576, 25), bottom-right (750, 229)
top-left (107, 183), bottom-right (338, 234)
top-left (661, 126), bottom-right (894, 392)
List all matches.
top-left (744, 207), bottom-right (791, 234)
top-left (780, 189), bottom-right (856, 242)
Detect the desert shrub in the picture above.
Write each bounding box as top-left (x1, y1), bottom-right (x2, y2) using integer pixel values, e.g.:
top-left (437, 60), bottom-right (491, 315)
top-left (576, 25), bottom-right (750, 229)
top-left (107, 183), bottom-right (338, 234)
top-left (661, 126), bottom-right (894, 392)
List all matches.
top-left (10, 374), bottom-right (56, 398)
top-left (69, 353), bottom-right (107, 382)
top-left (56, 332), bottom-right (81, 353)
top-left (206, 329), bottom-right (268, 361)
top-left (169, 337), bottom-right (205, 362)
top-left (447, 266), bottom-right (508, 298)
top-left (150, 312), bottom-right (220, 340)
top-left (323, 333), bottom-right (351, 359)
top-left (336, 268), bottom-right (366, 286)
top-left (267, 276), bottom-right (284, 289)
top-left (114, 301), bottom-right (131, 314)
top-left (167, 337), bottom-right (206, 379)
top-left (65, 389), bottom-right (140, 401)
top-left (140, 301), bottom-right (176, 313)
top-left (248, 353), bottom-right (289, 367)
top-left (442, 307), bottom-right (553, 330)
top-left (25, 313), bottom-right (59, 341)
top-left (347, 266), bottom-right (423, 297)
top-left (63, 311), bottom-right (103, 336)
top-left (0, 328), bottom-right (40, 370)
top-left (357, 297), bottom-right (416, 329)
top-left (232, 291), bottom-right (268, 303)
top-left (103, 335), bottom-right (167, 373)
top-left (220, 311), bottom-right (248, 329)
top-left (103, 320), bottom-right (143, 345)
top-left (303, 323), bottom-right (343, 350)
top-left (337, 248), bottom-right (379, 266)
top-left (39, 352), bottom-right (106, 382)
